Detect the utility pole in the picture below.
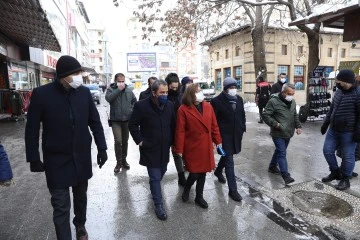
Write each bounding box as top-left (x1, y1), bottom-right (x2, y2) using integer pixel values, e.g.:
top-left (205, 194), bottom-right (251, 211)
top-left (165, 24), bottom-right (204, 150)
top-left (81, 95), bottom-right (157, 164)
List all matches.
top-left (103, 35), bottom-right (109, 86)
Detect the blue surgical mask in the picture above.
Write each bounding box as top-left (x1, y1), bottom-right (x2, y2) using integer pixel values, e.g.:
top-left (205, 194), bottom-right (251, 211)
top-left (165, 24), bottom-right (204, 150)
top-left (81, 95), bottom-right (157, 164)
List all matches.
top-left (158, 95), bottom-right (168, 105)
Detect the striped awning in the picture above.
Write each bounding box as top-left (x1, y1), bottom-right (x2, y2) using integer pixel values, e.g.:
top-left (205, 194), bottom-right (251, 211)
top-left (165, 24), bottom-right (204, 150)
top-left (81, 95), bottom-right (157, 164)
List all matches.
top-left (0, 0), bottom-right (61, 52)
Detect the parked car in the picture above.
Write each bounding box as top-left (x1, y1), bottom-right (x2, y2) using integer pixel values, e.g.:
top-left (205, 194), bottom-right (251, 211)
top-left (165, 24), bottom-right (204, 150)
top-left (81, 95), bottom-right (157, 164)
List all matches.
top-left (195, 80), bottom-right (216, 101)
top-left (84, 84), bottom-right (101, 104)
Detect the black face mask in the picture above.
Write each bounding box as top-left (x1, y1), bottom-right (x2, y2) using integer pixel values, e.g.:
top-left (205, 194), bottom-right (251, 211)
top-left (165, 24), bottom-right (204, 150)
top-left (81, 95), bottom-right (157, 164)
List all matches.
top-left (168, 89), bottom-right (179, 97)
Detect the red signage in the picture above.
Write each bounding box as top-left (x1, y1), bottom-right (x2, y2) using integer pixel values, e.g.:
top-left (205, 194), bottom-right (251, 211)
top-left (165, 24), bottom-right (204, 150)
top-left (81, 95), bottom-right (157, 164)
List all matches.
top-left (47, 55), bottom-right (58, 68)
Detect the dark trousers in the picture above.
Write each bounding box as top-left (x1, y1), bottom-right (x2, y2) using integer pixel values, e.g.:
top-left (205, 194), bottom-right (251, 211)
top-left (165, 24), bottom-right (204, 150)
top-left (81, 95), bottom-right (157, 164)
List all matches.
top-left (147, 165), bottom-right (167, 206)
top-left (270, 137), bottom-right (290, 176)
top-left (258, 106), bottom-right (264, 120)
top-left (216, 155), bottom-right (237, 192)
top-left (172, 151), bottom-right (184, 173)
top-left (184, 173), bottom-right (206, 198)
top-left (49, 181), bottom-right (88, 240)
top-left (112, 121), bottom-right (130, 163)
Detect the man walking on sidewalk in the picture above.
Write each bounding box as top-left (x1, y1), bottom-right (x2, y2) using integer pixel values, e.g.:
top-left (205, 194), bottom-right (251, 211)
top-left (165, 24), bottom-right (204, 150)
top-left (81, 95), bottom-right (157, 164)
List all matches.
top-left (321, 69), bottom-right (360, 190)
top-left (129, 80), bottom-right (175, 220)
top-left (25, 55), bottom-right (108, 240)
top-left (106, 73), bottom-right (137, 172)
top-left (262, 83), bottom-right (302, 185)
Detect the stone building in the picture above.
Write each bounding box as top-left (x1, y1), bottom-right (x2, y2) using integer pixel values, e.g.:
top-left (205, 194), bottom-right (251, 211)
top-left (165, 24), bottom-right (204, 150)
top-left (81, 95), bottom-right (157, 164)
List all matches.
top-left (203, 25), bottom-right (360, 104)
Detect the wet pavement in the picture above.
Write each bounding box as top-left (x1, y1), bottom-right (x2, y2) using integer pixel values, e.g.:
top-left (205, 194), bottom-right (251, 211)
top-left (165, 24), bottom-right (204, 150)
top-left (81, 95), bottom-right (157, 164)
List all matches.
top-left (1, 92), bottom-right (360, 240)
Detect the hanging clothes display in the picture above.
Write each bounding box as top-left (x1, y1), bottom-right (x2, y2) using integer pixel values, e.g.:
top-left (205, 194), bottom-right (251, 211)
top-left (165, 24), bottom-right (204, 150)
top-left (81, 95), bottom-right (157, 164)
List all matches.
top-left (0, 89), bottom-right (32, 117)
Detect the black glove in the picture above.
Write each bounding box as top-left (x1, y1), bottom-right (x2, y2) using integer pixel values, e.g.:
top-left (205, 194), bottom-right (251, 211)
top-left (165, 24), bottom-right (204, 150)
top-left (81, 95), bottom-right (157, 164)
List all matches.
top-left (97, 150), bottom-right (108, 169)
top-left (30, 161), bottom-right (44, 172)
top-left (321, 124), bottom-right (329, 135)
top-left (353, 134), bottom-right (360, 143)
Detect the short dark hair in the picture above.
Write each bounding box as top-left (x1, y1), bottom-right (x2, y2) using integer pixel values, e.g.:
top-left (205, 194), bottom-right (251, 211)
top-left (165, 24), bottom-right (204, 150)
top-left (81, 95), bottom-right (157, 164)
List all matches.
top-left (114, 73), bottom-right (125, 82)
top-left (165, 73), bottom-right (179, 85)
top-left (151, 80), bottom-right (168, 92)
top-left (148, 76), bottom-right (158, 85)
top-left (280, 73), bottom-right (287, 76)
top-left (257, 76), bottom-right (264, 82)
top-left (182, 83), bottom-right (198, 106)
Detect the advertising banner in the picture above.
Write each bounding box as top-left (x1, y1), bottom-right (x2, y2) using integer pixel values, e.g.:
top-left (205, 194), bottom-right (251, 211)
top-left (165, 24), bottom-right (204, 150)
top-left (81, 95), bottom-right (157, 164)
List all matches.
top-left (127, 52), bottom-right (157, 72)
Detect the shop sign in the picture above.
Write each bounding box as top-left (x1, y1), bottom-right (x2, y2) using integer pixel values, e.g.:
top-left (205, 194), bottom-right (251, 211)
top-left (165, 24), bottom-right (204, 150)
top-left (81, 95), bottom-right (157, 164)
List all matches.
top-left (339, 61), bottom-right (360, 75)
top-left (46, 55), bottom-right (58, 69)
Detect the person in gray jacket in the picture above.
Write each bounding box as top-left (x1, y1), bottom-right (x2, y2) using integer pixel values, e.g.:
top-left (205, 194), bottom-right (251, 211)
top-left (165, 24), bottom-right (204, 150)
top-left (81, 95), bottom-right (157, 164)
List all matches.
top-left (262, 83), bottom-right (302, 185)
top-left (106, 73), bottom-right (137, 172)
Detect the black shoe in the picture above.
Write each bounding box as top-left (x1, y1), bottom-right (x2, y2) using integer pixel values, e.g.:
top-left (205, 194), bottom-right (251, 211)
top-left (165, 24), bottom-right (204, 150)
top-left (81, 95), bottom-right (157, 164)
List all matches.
top-left (122, 161), bottom-right (130, 170)
top-left (76, 226), bottom-right (88, 240)
top-left (335, 178), bottom-right (350, 191)
top-left (268, 166), bottom-right (281, 175)
top-left (182, 187), bottom-right (190, 202)
top-left (214, 170), bottom-right (226, 184)
top-left (114, 162), bottom-right (122, 173)
top-left (322, 169), bottom-right (342, 182)
top-left (178, 172), bottom-right (186, 186)
top-left (229, 191), bottom-right (242, 202)
top-left (352, 172), bottom-right (358, 178)
top-left (195, 197), bottom-right (208, 209)
top-left (282, 174), bottom-right (295, 185)
top-left (155, 205), bottom-right (167, 220)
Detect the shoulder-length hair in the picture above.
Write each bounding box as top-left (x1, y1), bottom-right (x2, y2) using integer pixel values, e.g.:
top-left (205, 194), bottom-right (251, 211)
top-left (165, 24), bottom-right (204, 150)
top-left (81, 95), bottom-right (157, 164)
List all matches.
top-left (182, 83), bottom-right (199, 106)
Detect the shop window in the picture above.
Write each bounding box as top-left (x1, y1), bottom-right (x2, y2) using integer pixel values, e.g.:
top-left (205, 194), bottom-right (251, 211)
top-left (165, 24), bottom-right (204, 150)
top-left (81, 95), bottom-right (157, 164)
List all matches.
top-left (282, 45), bottom-right (288, 55)
top-left (327, 48), bottom-right (333, 57)
top-left (341, 48), bottom-right (346, 58)
top-left (225, 49), bottom-right (229, 59)
top-left (233, 66), bottom-right (242, 90)
top-left (294, 65), bottom-right (305, 90)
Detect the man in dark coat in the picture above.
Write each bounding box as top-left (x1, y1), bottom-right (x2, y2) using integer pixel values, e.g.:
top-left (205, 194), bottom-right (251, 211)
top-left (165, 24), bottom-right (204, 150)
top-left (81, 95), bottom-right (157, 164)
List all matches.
top-left (139, 76), bottom-right (157, 100)
top-left (25, 55), bottom-right (108, 240)
top-left (211, 77), bottom-right (246, 202)
top-left (256, 76), bottom-right (271, 123)
top-left (270, 73), bottom-right (287, 94)
top-left (165, 72), bottom-right (186, 186)
top-left (129, 80), bottom-right (175, 221)
top-left (321, 69), bottom-right (360, 190)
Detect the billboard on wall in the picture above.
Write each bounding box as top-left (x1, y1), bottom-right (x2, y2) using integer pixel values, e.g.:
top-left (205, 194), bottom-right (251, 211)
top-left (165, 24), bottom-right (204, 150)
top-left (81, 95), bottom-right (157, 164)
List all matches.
top-left (127, 52), bottom-right (157, 72)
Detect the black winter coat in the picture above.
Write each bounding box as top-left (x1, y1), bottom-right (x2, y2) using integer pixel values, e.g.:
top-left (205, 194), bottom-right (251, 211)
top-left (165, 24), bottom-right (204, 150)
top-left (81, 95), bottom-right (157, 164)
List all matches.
top-left (211, 92), bottom-right (246, 155)
top-left (324, 86), bottom-right (360, 132)
top-left (129, 97), bottom-right (175, 167)
top-left (270, 81), bottom-right (284, 94)
top-left (25, 80), bottom-right (107, 189)
top-left (139, 88), bottom-right (152, 100)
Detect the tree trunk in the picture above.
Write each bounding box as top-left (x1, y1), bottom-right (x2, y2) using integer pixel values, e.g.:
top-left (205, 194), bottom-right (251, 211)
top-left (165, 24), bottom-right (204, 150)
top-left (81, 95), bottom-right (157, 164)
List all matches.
top-left (306, 30), bottom-right (320, 103)
top-left (251, 5), bottom-right (267, 82)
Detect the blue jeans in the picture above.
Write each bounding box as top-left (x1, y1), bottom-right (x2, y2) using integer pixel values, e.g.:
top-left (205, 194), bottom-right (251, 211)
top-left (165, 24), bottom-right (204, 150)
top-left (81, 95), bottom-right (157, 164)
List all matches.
top-left (147, 166), bottom-right (167, 206)
top-left (269, 137), bottom-right (290, 176)
top-left (323, 128), bottom-right (356, 177)
top-left (216, 155), bottom-right (237, 192)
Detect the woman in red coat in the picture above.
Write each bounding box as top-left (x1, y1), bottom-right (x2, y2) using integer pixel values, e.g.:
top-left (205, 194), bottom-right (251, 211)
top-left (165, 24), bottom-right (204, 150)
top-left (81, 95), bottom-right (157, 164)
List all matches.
top-left (174, 83), bottom-right (222, 209)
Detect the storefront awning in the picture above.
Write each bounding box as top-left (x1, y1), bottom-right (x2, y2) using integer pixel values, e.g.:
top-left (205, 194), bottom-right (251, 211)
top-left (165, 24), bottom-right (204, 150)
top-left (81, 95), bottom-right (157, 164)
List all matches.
top-left (0, 0), bottom-right (61, 52)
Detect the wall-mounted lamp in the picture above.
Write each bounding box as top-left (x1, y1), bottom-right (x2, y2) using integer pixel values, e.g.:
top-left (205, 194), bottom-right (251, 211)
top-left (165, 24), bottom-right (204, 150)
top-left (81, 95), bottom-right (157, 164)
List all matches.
top-left (351, 41), bottom-right (356, 49)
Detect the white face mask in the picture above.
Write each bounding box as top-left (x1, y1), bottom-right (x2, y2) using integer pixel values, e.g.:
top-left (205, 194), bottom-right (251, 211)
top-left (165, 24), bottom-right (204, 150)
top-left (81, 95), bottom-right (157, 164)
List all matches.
top-left (228, 89), bottom-right (237, 96)
top-left (280, 78), bottom-right (286, 83)
top-left (68, 74), bottom-right (83, 89)
top-left (285, 95), bottom-right (294, 102)
top-left (195, 92), bottom-right (205, 102)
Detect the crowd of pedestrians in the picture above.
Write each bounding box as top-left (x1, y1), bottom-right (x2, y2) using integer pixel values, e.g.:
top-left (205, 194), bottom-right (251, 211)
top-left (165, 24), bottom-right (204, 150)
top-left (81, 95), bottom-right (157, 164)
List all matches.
top-left (20, 55), bottom-right (360, 239)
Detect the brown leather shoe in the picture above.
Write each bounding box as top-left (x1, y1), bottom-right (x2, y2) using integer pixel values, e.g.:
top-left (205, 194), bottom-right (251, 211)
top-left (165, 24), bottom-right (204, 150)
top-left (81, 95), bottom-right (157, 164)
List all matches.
top-left (76, 226), bottom-right (88, 240)
top-left (114, 162), bottom-right (122, 173)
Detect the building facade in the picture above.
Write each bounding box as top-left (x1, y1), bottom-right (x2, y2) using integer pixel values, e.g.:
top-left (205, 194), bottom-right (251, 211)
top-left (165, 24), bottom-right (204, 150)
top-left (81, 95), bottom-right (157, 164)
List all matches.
top-left (205, 26), bottom-right (360, 104)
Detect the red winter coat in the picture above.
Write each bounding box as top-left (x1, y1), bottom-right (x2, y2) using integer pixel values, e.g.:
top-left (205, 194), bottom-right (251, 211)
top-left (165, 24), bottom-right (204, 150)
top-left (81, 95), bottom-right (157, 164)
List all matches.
top-left (174, 102), bottom-right (222, 173)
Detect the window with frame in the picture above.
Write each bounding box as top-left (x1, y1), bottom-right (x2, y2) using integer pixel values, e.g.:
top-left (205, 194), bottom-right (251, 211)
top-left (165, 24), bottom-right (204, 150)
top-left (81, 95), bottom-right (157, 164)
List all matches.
top-left (216, 52), bottom-right (219, 61)
top-left (99, 49), bottom-right (102, 53)
top-left (99, 57), bottom-right (103, 62)
top-left (282, 45), bottom-right (288, 55)
top-left (277, 65), bottom-right (289, 81)
top-left (215, 69), bottom-right (222, 90)
top-left (294, 65), bottom-right (305, 90)
top-left (225, 49), bottom-right (229, 59)
top-left (235, 46), bottom-right (240, 56)
top-left (327, 48), bottom-right (333, 57)
top-left (341, 48), bottom-right (346, 58)
top-left (233, 66), bottom-right (242, 90)
top-left (90, 49), bottom-right (94, 53)
top-left (298, 46), bottom-right (303, 55)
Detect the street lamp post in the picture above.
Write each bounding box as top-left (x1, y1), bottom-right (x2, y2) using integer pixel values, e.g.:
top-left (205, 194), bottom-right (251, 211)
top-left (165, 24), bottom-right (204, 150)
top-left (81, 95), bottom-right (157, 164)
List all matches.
top-left (103, 36), bottom-right (110, 86)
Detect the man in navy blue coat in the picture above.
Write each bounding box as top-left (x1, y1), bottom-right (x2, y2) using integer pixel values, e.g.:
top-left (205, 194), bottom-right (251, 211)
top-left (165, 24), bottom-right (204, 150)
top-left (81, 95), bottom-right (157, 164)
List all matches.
top-left (211, 77), bottom-right (246, 202)
top-left (129, 80), bottom-right (175, 221)
top-left (25, 55), bottom-right (107, 240)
